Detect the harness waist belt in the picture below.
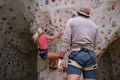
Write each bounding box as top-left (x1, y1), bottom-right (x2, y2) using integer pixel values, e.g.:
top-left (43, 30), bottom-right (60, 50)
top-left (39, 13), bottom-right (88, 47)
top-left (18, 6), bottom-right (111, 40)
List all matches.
top-left (68, 59), bottom-right (97, 70)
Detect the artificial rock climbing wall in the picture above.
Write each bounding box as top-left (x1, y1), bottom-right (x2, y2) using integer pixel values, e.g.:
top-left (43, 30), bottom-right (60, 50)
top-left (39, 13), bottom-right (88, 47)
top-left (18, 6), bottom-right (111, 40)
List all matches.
top-left (0, 0), bottom-right (37, 80)
top-left (33, 0), bottom-right (120, 80)
top-left (97, 37), bottom-right (120, 80)
top-left (0, 0), bottom-right (120, 80)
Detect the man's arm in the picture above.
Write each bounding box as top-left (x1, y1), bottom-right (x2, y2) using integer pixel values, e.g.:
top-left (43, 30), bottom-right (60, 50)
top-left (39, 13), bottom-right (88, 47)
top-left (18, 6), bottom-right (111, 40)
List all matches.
top-left (60, 19), bottom-right (72, 54)
top-left (94, 28), bottom-right (99, 55)
top-left (58, 19), bottom-right (72, 71)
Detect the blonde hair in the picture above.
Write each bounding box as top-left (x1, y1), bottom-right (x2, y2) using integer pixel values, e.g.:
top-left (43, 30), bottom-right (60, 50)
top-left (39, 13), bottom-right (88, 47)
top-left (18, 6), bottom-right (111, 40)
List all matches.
top-left (32, 27), bottom-right (44, 44)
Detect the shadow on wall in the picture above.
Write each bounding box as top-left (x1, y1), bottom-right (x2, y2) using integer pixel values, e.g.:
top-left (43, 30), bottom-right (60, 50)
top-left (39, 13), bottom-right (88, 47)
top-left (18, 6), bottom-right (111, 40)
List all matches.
top-left (0, 0), bottom-right (37, 80)
top-left (97, 37), bottom-right (120, 80)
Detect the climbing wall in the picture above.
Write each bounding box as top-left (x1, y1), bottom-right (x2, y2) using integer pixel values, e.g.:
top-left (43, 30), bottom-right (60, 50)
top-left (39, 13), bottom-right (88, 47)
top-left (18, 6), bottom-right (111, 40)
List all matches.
top-left (0, 0), bottom-right (37, 80)
top-left (33, 0), bottom-right (120, 80)
top-left (97, 37), bottom-right (120, 80)
top-left (31, 0), bottom-right (120, 55)
top-left (0, 0), bottom-right (120, 80)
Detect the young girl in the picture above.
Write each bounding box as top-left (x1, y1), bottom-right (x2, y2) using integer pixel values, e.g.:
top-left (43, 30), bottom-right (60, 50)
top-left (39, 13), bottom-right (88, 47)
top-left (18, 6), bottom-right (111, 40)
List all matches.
top-left (33, 27), bottom-right (63, 69)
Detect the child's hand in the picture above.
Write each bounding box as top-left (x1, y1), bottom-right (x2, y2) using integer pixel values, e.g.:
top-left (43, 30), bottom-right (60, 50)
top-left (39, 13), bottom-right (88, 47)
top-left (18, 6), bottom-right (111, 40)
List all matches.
top-left (59, 31), bottom-right (63, 35)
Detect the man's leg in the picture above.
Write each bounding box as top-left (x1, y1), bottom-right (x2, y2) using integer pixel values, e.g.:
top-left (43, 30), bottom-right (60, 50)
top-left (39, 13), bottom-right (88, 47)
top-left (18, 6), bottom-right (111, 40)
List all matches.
top-left (84, 78), bottom-right (95, 80)
top-left (67, 74), bottom-right (80, 80)
top-left (83, 69), bottom-right (97, 80)
top-left (67, 65), bottom-right (82, 80)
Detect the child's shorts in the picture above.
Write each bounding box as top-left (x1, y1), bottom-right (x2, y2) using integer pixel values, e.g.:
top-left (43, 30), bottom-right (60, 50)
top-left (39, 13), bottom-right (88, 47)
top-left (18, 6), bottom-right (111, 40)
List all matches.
top-left (38, 48), bottom-right (48, 60)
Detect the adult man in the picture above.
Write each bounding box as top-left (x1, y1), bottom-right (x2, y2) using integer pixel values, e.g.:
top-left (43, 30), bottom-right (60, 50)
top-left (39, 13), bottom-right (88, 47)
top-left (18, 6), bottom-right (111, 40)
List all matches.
top-left (58, 6), bottom-right (98, 80)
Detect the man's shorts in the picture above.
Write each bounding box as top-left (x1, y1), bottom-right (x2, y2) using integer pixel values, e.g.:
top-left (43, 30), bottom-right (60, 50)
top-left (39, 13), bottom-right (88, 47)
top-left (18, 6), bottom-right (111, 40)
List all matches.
top-left (67, 48), bottom-right (97, 79)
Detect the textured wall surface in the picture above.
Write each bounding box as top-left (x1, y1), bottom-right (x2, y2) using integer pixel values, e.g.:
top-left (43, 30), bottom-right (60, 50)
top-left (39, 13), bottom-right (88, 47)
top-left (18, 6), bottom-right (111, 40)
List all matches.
top-left (97, 37), bottom-right (120, 80)
top-left (34, 0), bottom-right (120, 80)
top-left (0, 0), bottom-right (37, 80)
top-left (0, 0), bottom-right (120, 80)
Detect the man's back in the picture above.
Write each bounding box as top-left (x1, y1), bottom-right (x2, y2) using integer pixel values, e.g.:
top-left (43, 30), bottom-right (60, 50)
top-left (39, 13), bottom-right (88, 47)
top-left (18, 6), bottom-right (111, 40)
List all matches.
top-left (63, 16), bottom-right (98, 51)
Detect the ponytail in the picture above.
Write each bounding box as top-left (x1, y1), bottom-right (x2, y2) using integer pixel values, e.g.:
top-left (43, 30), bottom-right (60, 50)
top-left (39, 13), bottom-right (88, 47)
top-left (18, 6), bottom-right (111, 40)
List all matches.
top-left (32, 32), bottom-right (39, 44)
top-left (32, 27), bottom-right (44, 45)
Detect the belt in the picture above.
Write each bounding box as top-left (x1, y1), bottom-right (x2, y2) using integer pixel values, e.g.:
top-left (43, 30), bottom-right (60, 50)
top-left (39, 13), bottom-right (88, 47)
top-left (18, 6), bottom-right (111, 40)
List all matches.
top-left (71, 48), bottom-right (81, 51)
top-left (40, 51), bottom-right (47, 54)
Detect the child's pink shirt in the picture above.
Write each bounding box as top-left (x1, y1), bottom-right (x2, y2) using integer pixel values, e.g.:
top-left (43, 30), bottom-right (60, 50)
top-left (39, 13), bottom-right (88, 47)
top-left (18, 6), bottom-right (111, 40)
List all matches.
top-left (38, 34), bottom-right (48, 49)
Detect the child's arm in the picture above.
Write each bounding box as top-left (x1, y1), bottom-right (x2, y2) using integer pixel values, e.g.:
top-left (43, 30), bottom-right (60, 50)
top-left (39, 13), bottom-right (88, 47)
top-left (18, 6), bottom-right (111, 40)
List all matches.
top-left (47, 31), bottom-right (63, 40)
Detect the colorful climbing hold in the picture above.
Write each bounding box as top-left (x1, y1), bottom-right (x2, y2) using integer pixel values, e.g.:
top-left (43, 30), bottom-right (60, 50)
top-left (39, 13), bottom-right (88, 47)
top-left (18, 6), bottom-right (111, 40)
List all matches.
top-left (51, 0), bottom-right (55, 2)
top-left (45, 0), bottom-right (49, 5)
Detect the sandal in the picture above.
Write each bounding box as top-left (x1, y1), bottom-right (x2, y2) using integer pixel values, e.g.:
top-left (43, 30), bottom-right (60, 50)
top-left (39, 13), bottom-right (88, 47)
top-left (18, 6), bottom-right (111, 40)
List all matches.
top-left (49, 66), bottom-right (57, 70)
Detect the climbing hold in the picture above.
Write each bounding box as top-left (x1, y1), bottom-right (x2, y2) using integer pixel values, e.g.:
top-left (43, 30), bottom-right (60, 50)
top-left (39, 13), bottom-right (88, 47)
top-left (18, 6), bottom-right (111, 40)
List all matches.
top-left (51, 0), bottom-right (55, 2)
top-left (45, 0), bottom-right (49, 5)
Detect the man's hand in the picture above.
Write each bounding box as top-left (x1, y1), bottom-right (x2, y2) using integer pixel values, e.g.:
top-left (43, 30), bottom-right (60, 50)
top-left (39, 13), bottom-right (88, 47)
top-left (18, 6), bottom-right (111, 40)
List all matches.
top-left (58, 59), bottom-right (64, 72)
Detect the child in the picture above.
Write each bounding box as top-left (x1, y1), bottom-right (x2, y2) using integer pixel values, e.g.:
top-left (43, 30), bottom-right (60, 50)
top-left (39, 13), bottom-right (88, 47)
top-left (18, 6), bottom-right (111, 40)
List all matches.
top-left (33, 27), bottom-right (63, 69)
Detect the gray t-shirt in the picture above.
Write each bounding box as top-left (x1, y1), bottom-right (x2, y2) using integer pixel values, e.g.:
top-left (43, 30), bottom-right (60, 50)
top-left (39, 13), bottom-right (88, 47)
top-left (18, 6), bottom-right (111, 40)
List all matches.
top-left (60, 16), bottom-right (98, 55)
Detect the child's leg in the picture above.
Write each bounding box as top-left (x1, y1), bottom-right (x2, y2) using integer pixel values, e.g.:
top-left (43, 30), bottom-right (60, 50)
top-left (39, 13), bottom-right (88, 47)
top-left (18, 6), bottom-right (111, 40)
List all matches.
top-left (49, 58), bottom-right (57, 68)
top-left (47, 51), bottom-right (58, 69)
top-left (47, 51), bottom-right (58, 59)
